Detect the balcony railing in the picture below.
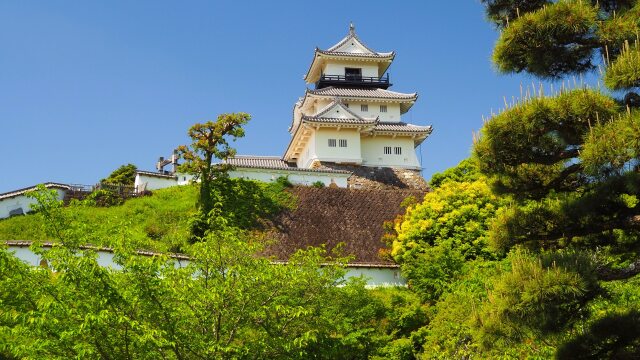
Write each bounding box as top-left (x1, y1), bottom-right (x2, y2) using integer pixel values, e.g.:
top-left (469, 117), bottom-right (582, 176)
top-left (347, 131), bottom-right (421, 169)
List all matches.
top-left (316, 74), bottom-right (391, 89)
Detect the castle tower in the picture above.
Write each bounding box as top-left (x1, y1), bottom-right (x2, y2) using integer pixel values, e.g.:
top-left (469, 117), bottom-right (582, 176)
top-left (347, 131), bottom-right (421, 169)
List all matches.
top-left (284, 24), bottom-right (432, 170)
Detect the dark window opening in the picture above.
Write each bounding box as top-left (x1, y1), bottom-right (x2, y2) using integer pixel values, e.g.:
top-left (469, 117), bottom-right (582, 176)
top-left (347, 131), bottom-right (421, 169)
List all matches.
top-left (345, 68), bottom-right (362, 81)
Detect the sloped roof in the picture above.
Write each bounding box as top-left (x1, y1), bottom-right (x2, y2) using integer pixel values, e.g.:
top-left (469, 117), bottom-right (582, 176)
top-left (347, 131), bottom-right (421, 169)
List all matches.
top-left (0, 183), bottom-right (71, 200)
top-left (304, 25), bottom-right (395, 83)
top-left (307, 87), bottom-right (417, 100)
top-left (136, 170), bottom-right (177, 179)
top-left (325, 24), bottom-right (393, 56)
top-left (265, 187), bottom-right (426, 266)
top-left (374, 122), bottom-right (433, 133)
top-left (225, 156), bottom-right (351, 174)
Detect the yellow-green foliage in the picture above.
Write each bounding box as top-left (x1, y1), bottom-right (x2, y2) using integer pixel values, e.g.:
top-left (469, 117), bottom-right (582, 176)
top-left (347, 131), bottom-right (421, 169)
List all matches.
top-left (394, 179), bottom-right (504, 260)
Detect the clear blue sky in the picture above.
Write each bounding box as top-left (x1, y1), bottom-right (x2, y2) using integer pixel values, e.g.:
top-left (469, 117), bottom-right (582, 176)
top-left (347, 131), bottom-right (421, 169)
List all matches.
top-left (1, 1), bottom-right (543, 193)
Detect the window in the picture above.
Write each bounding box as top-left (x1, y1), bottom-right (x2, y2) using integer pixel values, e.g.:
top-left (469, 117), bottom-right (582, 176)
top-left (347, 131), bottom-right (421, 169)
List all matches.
top-left (384, 146), bottom-right (392, 155)
top-left (345, 67), bottom-right (362, 81)
top-left (343, 103), bottom-right (349, 108)
top-left (328, 139), bottom-right (336, 147)
top-left (339, 139), bottom-right (347, 147)
top-left (380, 105), bottom-right (387, 112)
top-left (361, 104), bottom-right (368, 112)
top-left (394, 146), bottom-right (402, 155)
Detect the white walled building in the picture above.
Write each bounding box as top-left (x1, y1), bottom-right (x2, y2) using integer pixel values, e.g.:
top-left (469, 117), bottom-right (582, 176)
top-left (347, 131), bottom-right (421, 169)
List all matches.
top-left (0, 183), bottom-right (70, 219)
top-left (283, 24), bottom-right (432, 171)
top-left (143, 24), bottom-right (432, 191)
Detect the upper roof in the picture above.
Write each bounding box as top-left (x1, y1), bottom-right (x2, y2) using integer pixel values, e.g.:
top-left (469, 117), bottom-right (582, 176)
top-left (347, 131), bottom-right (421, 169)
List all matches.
top-left (0, 182), bottom-right (71, 201)
top-left (304, 24), bottom-right (395, 83)
top-left (225, 156), bottom-right (351, 174)
top-left (298, 87), bottom-right (418, 115)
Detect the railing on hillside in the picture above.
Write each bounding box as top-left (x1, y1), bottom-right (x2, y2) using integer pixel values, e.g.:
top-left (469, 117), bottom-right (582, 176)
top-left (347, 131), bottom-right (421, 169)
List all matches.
top-left (63, 183), bottom-right (141, 204)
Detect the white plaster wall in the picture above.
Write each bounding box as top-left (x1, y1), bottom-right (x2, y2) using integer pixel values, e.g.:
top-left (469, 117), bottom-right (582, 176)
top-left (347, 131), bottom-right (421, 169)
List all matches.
top-left (344, 267), bottom-right (407, 287)
top-left (343, 102), bottom-right (401, 122)
top-left (296, 130), bottom-right (317, 169)
top-left (176, 174), bottom-right (195, 186)
top-left (314, 128), bottom-right (362, 164)
top-left (323, 61), bottom-right (379, 78)
top-left (229, 168), bottom-right (349, 188)
top-left (6, 245), bottom-right (404, 287)
top-left (135, 174), bottom-right (178, 191)
top-left (361, 136), bottom-right (421, 168)
top-left (0, 189), bottom-right (66, 219)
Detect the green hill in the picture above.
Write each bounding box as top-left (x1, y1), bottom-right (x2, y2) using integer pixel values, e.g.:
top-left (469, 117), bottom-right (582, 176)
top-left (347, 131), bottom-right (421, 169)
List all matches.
top-left (0, 185), bottom-right (198, 252)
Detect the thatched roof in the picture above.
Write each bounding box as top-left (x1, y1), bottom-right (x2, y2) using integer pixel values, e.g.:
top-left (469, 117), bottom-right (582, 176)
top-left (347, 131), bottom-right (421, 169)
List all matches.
top-left (265, 187), bottom-right (426, 266)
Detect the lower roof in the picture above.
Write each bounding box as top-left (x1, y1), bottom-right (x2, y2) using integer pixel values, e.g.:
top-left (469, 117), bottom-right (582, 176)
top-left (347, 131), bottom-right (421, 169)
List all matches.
top-left (0, 183), bottom-right (71, 201)
top-left (225, 156), bottom-right (351, 174)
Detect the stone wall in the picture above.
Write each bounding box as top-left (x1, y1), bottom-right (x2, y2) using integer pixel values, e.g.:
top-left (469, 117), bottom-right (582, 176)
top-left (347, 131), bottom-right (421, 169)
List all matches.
top-left (313, 162), bottom-right (430, 191)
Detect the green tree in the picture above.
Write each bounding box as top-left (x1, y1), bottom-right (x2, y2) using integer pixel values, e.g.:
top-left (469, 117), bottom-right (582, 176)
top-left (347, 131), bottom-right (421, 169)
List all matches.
top-left (471, 0), bottom-right (640, 356)
top-left (177, 113), bottom-right (251, 238)
top-left (0, 187), bottom-right (387, 359)
top-left (101, 163), bottom-right (137, 185)
top-left (389, 161), bottom-right (506, 302)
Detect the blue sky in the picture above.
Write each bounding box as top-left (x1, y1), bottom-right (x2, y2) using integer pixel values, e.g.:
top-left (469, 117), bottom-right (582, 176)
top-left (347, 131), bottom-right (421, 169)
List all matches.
top-left (1, 1), bottom-right (547, 193)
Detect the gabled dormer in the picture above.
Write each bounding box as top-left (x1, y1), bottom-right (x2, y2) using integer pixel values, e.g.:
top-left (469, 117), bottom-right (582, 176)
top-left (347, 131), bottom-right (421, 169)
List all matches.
top-left (304, 24), bottom-right (394, 89)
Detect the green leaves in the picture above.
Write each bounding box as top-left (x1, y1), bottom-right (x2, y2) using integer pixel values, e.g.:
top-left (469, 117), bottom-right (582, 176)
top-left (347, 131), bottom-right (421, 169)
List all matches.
top-left (492, 1), bottom-right (599, 79)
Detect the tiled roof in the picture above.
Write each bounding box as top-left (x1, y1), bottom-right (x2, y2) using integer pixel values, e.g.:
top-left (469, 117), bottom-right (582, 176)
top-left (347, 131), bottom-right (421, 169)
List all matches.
top-left (324, 25), bottom-right (394, 58)
top-left (265, 187), bottom-right (427, 265)
top-left (136, 170), bottom-right (177, 179)
top-left (225, 156), bottom-right (351, 174)
top-left (0, 183), bottom-right (71, 200)
top-left (375, 122), bottom-right (433, 133)
top-left (301, 116), bottom-right (377, 125)
top-left (307, 87), bottom-right (417, 100)
top-left (316, 49), bottom-right (395, 58)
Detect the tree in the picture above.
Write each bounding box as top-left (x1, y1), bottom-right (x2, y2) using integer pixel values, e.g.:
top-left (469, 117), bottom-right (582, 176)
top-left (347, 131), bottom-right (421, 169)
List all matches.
top-left (0, 187), bottom-right (388, 359)
top-left (475, 0), bottom-right (640, 264)
top-left (101, 164), bottom-right (137, 186)
top-left (388, 161), bottom-right (506, 302)
top-left (472, 0), bottom-right (640, 356)
top-left (177, 113), bottom-right (251, 238)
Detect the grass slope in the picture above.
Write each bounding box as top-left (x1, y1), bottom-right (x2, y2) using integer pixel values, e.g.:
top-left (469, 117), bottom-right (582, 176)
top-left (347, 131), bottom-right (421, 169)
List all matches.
top-left (0, 185), bottom-right (197, 252)
top-left (0, 179), bottom-right (294, 253)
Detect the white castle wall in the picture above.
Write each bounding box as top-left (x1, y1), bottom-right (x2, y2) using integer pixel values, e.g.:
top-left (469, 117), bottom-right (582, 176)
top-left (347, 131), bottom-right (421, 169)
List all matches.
top-left (313, 128), bottom-right (362, 164)
top-left (5, 244), bottom-right (404, 287)
top-left (323, 60), bottom-right (379, 78)
top-left (229, 168), bottom-right (349, 188)
top-left (361, 136), bottom-right (421, 169)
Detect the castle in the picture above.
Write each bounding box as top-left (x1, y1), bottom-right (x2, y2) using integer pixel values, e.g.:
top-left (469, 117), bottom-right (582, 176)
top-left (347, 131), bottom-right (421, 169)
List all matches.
top-left (136, 24), bottom-right (433, 191)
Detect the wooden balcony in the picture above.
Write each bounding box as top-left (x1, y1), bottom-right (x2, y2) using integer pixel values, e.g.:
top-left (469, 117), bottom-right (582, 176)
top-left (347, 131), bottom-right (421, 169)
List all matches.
top-left (316, 74), bottom-right (391, 89)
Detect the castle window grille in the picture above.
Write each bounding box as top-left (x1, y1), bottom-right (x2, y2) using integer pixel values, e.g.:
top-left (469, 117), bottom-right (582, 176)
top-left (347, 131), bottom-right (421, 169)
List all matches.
top-left (384, 146), bottom-right (392, 155)
top-left (339, 139), bottom-right (347, 147)
top-left (328, 139), bottom-right (337, 147)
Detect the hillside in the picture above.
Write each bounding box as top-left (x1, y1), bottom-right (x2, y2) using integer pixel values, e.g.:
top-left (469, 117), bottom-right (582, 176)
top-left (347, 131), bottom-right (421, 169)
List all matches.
top-left (0, 185), bottom-right (198, 252)
top-left (0, 180), bottom-right (419, 263)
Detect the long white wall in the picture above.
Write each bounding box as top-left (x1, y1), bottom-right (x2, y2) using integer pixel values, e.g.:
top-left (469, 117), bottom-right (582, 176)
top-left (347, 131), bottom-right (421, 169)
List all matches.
top-left (361, 136), bottom-right (421, 169)
top-left (5, 245), bottom-right (405, 287)
top-left (229, 168), bottom-right (349, 188)
top-left (135, 174), bottom-right (178, 191)
top-left (0, 189), bottom-right (66, 219)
